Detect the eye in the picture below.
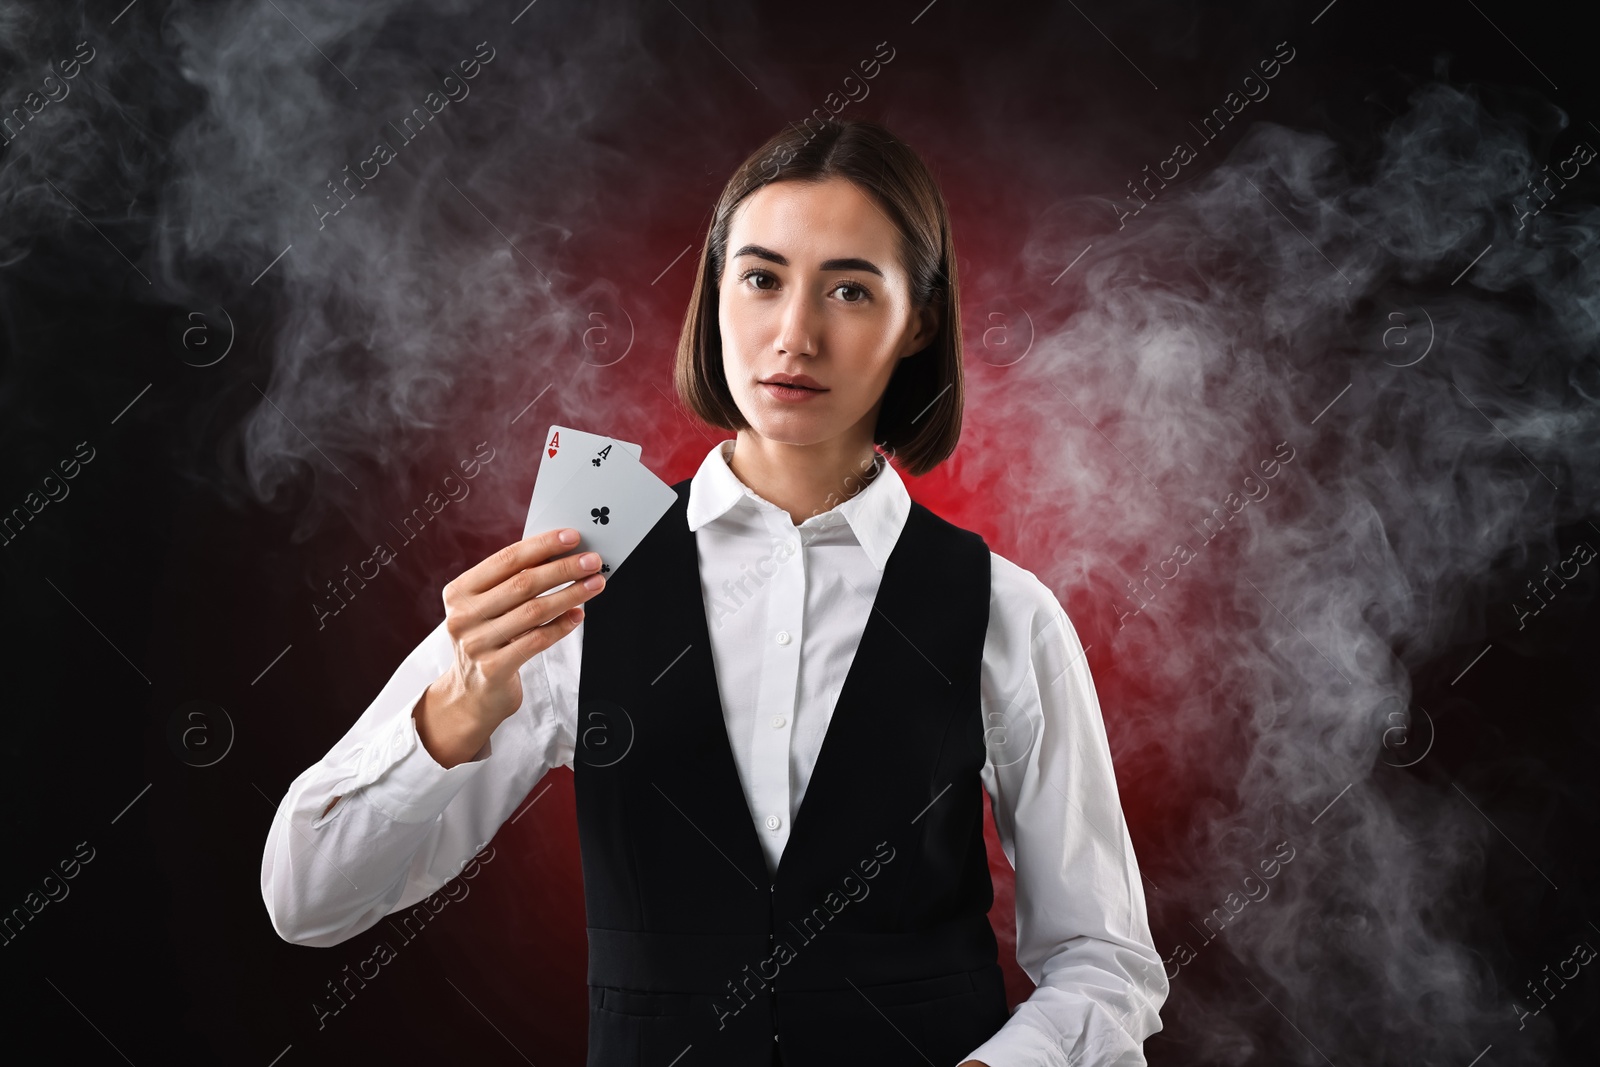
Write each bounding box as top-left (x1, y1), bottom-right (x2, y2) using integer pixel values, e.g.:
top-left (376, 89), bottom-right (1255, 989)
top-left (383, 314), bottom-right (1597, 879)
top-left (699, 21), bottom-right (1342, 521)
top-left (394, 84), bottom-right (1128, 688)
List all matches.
top-left (735, 268), bottom-right (872, 303)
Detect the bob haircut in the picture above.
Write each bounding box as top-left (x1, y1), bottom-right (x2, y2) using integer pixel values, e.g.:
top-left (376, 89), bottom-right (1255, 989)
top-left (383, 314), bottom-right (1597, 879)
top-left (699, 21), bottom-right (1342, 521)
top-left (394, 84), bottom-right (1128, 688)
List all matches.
top-left (673, 117), bottom-right (964, 478)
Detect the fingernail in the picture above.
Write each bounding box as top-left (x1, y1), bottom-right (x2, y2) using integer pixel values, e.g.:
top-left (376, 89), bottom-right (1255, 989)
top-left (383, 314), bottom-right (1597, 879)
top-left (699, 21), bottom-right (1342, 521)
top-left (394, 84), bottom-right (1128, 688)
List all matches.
top-left (583, 574), bottom-right (605, 590)
top-left (579, 553), bottom-right (600, 569)
top-left (559, 529), bottom-right (580, 544)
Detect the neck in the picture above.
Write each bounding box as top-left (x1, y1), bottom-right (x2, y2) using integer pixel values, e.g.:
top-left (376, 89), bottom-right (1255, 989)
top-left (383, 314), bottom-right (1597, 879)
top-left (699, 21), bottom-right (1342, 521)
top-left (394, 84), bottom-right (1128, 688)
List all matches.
top-left (727, 430), bottom-right (883, 527)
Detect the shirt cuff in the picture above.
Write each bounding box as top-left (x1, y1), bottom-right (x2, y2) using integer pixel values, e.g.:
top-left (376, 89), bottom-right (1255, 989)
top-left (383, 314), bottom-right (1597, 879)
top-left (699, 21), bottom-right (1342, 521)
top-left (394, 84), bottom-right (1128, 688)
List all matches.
top-left (355, 679), bottom-right (492, 824)
top-left (961, 1018), bottom-right (1074, 1067)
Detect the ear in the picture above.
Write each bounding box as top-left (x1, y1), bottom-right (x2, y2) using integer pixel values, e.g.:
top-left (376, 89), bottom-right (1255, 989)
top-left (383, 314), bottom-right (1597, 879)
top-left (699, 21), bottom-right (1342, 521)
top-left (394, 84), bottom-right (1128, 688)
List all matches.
top-left (902, 301), bottom-right (941, 359)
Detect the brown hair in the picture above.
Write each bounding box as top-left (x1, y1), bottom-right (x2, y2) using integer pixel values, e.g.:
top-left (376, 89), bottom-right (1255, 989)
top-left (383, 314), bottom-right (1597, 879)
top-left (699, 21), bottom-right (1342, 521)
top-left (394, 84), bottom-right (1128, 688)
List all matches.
top-left (672, 118), bottom-right (963, 477)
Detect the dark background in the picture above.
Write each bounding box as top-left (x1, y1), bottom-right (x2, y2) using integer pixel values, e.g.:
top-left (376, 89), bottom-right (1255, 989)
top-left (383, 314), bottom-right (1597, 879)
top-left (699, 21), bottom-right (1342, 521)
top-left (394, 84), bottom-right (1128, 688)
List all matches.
top-left (1, 0), bottom-right (1596, 1063)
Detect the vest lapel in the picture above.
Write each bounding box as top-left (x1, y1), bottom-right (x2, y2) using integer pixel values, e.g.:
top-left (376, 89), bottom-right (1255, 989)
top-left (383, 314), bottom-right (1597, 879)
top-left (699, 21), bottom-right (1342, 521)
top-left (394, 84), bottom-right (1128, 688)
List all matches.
top-left (659, 485), bottom-right (774, 885)
top-left (663, 482), bottom-right (924, 888)
top-left (771, 504), bottom-right (926, 885)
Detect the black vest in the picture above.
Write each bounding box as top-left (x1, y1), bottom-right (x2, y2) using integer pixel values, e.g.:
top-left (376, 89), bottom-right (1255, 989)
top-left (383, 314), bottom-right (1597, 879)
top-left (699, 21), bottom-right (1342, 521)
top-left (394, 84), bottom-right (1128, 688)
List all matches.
top-left (574, 477), bottom-right (1009, 1066)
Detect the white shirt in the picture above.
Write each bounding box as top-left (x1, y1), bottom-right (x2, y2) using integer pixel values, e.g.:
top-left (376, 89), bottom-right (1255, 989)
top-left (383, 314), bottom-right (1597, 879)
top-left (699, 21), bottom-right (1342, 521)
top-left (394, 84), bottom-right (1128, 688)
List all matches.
top-left (261, 439), bottom-right (1168, 1066)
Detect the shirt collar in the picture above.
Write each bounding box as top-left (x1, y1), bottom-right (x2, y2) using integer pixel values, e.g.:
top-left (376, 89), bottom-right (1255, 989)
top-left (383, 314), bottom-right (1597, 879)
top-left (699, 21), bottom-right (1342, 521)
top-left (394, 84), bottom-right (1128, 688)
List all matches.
top-left (685, 439), bottom-right (910, 572)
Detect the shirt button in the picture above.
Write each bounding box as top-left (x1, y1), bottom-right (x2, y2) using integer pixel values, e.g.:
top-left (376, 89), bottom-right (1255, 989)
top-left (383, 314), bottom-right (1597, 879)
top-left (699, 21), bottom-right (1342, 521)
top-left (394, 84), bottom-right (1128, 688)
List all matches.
top-left (765, 815), bottom-right (781, 831)
top-left (771, 715), bottom-right (786, 729)
top-left (776, 631), bottom-right (791, 645)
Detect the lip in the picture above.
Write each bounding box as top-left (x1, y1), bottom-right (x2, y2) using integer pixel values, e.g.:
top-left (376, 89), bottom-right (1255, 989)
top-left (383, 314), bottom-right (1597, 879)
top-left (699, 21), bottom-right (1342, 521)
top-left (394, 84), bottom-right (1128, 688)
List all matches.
top-left (760, 373), bottom-right (827, 391)
top-left (761, 381), bottom-right (827, 403)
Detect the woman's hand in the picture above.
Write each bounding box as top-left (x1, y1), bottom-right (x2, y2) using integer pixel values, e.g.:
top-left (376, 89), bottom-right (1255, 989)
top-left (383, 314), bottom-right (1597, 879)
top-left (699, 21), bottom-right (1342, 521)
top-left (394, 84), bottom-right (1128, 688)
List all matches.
top-left (413, 528), bottom-right (606, 767)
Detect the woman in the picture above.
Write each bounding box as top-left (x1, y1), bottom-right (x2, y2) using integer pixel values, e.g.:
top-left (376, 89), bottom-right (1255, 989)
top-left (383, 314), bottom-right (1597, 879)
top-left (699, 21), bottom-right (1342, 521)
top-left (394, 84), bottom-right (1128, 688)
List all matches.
top-left (262, 118), bottom-right (1167, 1066)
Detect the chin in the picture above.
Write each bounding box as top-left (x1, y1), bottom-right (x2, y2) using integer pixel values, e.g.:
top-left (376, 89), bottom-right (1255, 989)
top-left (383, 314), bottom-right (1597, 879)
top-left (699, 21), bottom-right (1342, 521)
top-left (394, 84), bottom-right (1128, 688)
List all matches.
top-left (734, 399), bottom-right (815, 434)
top-left (744, 422), bottom-right (830, 447)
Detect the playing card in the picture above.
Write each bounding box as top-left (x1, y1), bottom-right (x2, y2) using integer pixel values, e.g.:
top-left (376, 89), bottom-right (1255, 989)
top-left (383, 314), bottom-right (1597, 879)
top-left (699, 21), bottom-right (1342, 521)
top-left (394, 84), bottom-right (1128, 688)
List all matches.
top-left (524, 425), bottom-right (643, 540)
top-left (525, 446), bottom-right (677, 580)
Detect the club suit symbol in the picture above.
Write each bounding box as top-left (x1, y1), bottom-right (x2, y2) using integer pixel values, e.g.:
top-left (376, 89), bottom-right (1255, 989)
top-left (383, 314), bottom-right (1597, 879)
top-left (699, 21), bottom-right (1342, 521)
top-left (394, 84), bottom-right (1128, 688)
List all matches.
top-left (591, 506), bottom-right (610, 525)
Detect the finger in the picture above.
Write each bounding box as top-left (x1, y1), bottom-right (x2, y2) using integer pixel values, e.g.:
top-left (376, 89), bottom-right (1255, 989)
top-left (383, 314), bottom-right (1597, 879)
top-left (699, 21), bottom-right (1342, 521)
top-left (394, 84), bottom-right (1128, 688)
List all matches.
top-left (450, 528), bottom-right (581, 600)
top-left (458, 563), bottom-right (602, 657)
top-left (476, 547), bottom-right (604, 621)
top-left (500, 567), bottom-right (604, 635)
top-left (484, 606), bottom-right (585, 677)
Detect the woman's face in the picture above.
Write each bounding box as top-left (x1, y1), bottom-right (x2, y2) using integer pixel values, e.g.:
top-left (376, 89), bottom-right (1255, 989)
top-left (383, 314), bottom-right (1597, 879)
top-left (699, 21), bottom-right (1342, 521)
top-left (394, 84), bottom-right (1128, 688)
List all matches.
top-left (717, 176), bottom-right (938, 452)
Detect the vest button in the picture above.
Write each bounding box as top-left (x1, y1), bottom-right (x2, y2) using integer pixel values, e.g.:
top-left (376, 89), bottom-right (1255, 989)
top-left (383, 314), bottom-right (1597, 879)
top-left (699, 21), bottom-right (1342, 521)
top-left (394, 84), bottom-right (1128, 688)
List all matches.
top-left (765, 814), bottom-right (781, 830)
top-left (775, 630), bottom-right (791, 645)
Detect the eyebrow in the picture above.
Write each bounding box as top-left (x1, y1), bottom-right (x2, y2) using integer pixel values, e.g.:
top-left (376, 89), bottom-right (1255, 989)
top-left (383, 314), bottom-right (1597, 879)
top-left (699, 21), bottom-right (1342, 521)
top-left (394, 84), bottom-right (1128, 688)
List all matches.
top-left (731, 244), bottom-right (884, 278)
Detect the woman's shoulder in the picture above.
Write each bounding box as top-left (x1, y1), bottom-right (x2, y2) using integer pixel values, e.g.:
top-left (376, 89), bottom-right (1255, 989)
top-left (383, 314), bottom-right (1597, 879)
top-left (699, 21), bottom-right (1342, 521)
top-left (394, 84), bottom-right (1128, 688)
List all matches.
top-left (986, 547), bottom-right (1066, 621)
top-left (981, 546), bottom-right (1092, 674)
top-left (970, 549), bottom-right (1093, 716)
top-left (904, 501), bottom-right (1068, 624)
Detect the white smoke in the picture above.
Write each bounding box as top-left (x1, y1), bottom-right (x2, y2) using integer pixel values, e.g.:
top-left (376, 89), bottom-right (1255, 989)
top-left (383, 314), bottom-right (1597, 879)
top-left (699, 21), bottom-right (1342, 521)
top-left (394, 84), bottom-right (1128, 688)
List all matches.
top-left (967, 80), bottom-right (1598, 1062)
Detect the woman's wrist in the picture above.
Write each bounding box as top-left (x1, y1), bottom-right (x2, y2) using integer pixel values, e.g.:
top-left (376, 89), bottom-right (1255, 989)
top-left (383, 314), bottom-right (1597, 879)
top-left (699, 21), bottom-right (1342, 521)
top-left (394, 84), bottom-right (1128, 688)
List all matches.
top-left (412, 674), bottom-right (494, 769)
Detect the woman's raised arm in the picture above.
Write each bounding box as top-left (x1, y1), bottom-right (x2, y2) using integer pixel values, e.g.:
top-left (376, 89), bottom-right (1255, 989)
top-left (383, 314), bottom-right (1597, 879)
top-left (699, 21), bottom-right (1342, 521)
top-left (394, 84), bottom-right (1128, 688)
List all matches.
top-left (259, 528), bottom-right (603, 947)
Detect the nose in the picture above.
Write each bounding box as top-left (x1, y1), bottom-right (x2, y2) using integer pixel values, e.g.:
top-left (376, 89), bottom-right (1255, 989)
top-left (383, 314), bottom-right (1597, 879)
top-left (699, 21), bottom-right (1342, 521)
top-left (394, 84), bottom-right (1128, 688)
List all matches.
top-left (773, 288), bottom-right (818, 359)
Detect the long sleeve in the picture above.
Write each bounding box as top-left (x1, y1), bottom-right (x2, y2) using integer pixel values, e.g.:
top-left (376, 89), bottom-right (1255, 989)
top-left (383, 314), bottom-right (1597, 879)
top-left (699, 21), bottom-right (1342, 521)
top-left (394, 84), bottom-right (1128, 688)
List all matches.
top-left (260, 616), bottom-right (579, 947)
top-left (960, 554), bottom-right (1168, 1067)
